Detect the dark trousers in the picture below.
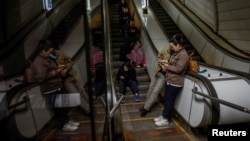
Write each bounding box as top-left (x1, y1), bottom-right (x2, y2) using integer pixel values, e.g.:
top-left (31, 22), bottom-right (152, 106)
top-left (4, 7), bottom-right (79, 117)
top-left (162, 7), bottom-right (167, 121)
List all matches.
top-left (94, 80), bottom-right (106, 97)
top-left (162, 83), bottom-right (183, 120)
top-left (43, 90), bottom-right (70, 127)
top-left (118, 79), bottom-right (139, 95)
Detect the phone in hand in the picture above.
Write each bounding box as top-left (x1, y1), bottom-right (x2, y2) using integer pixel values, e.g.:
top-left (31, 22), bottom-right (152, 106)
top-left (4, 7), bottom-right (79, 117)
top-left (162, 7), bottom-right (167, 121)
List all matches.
top-left (158, 61), bottom-right (164, 65)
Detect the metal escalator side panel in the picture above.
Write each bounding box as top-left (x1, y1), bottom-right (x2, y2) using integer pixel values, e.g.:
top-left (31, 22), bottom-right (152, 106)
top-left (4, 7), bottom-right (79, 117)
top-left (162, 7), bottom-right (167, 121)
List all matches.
top-left (175, 77), bottom-right (212, 128)
top-left (0, 95), bottom-right (8, 120)
top-left (8, 85), bottom-right (53, 139)
top-left (211, 78), bottom-right (250, 125)
top-left (198, 65), bottom-right (250, 125)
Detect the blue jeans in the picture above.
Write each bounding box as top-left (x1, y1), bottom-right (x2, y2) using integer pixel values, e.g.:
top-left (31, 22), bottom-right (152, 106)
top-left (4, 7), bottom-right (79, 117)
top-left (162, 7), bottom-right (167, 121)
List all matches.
top-left (118, 79), bottom-right (139, 95)
top-left (162, 83), bottom-right (183, 120)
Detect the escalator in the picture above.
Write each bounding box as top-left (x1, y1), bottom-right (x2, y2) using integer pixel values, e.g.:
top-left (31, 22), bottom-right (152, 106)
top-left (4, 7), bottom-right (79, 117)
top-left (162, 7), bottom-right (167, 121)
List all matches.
top-left (108, 1), bottom-right (250, 140)
top-left (48, 2), bottom-right (84, 46)
top-left (108, 2), bottom-right (196, 141)
top-left (0, 1), bottom-right (90, 141)
top-left (148, 0), bottom-right (204, 62)
top-left (3, 1), bottom-right (250, 141)
top-left (146, 0), bottom-right (250, 131)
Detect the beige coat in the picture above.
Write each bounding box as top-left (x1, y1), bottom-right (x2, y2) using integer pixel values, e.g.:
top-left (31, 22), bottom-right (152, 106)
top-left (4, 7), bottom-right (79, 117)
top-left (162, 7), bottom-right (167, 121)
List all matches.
top-left (53, 50), bottom-right (78, 80)
top-left (153, 46), bottom-right (171, 75)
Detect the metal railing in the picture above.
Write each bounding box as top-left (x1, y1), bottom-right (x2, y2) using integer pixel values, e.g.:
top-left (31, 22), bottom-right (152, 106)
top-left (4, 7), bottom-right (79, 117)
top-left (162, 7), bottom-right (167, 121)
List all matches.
top-left (192, 87), bottom-right (250, 114)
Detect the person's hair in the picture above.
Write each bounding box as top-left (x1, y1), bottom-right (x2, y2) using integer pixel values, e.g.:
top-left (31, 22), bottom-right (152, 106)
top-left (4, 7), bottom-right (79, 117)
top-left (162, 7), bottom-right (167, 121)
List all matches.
top-left (169, 34), bottom-right (183, 46)
top-left (122, 62), bottom-right (133, 70)
top-left (28, 39), bottom-right (53, 61)
top-left (38, 40), bottom-right (53, 51)
top-left (136, 40), bottom-right (141, 44)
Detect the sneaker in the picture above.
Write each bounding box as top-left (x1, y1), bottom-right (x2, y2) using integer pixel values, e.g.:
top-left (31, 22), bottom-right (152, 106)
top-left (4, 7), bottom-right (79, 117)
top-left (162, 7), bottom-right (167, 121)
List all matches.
top-left (134, 95), bottom-right (141, 102)
top-left (68, 120), bottom-right (80, 126)
top-left (155, 118), bottom-right (169, 127)
top-left (136, 65), bottom-right (141, 68)
top-left (154, 115), bottom-right (163, 122)
top-left (63, 123), bottom-right (78, 132)
top-left (140, 108), bottom-right (149, 117)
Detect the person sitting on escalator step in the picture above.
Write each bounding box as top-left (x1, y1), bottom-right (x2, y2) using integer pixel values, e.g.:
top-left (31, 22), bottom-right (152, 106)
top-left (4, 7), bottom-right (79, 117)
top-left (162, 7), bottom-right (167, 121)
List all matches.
top-left (116, 62), bottom-right (141, 102)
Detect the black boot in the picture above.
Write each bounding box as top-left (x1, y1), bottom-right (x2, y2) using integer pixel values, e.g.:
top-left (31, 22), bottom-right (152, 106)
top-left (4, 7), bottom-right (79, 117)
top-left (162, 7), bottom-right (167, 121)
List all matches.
top-left (139, 107), bottom-right (149, 117)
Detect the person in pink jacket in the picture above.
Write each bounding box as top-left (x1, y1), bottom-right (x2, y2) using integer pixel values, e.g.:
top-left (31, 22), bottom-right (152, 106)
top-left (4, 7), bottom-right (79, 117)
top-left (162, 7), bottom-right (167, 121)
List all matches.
top-left (126, 40), bottom-right (146, 67)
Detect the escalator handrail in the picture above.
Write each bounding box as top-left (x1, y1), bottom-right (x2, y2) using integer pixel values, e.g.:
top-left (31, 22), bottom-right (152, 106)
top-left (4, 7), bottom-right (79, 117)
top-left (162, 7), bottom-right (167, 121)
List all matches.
top-left (102, 0), bottom-right (131, 140)
top-left (170, 0), bottom-right (250, 59)
top-left (101, 0), bottom-right (125, 141)
top-left (5, 40), bottom-right (88, 119)
top-left (198, 62), bottom-right (250, 81)
top-left (192, 87), bottom-right (250, 114)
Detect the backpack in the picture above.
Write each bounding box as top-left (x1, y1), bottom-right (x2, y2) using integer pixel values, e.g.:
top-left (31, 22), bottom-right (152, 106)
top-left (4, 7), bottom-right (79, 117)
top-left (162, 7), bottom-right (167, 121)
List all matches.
top-left (188, 52), bottom-right (199, 73)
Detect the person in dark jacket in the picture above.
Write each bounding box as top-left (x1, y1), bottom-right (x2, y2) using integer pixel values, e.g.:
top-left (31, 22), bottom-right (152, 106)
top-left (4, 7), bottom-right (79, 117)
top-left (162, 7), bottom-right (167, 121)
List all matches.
top-left (124, 20), bottom-right (140, 44)
top-left (119, 6), bottom-right (131, 30)
top-left (118, 0), bottom-right (128, 14)
top-left (94, 63), bottom-right (106, 100)
top-left (116, 62), bottom-right (140, 102)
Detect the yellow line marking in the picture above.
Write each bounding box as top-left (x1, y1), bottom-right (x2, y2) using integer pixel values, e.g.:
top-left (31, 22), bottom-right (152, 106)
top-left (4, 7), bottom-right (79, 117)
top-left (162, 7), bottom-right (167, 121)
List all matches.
top-left (78, 120), bottom-right (105, 124)
top-left (173, 119), bottom-right (195, 141)
top-left (43, 128), bottom-right (57, 141)
top-left (122, 117), bottom-right (155, 122)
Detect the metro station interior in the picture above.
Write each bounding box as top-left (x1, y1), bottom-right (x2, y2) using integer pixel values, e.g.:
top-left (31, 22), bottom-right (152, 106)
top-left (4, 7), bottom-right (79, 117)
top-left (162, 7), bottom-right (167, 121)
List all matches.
top-left (0, 0), bottom-right (250, 141)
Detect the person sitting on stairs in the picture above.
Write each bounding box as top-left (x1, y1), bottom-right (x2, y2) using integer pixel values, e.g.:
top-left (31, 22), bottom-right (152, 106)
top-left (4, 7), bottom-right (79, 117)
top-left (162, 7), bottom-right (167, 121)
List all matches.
top-left (116, 62), bottom-right (141, 102)
top-left (139, 45), bottom-right (171, 117)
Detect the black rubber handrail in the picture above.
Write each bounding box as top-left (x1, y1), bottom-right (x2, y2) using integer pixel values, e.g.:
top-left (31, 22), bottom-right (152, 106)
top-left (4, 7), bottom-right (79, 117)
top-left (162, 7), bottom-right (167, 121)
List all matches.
top-left (192, 87), bottom-right (250, 114)
top-left (101, 0), bottom-right (125, 141)
top-left (170, 0), bottom-right (250, 59)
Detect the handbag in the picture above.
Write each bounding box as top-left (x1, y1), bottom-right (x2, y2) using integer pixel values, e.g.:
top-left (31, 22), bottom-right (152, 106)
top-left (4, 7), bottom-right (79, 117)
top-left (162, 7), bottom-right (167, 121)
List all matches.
top-left (188, 52), bottom-right (199, 73)
top-left (54, 93), bottom-right (81, 107)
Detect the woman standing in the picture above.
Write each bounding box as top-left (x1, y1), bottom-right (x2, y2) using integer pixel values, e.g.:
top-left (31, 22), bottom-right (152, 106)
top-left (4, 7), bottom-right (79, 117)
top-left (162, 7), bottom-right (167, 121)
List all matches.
top-left (154, 34), bottom-right (189, 126)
